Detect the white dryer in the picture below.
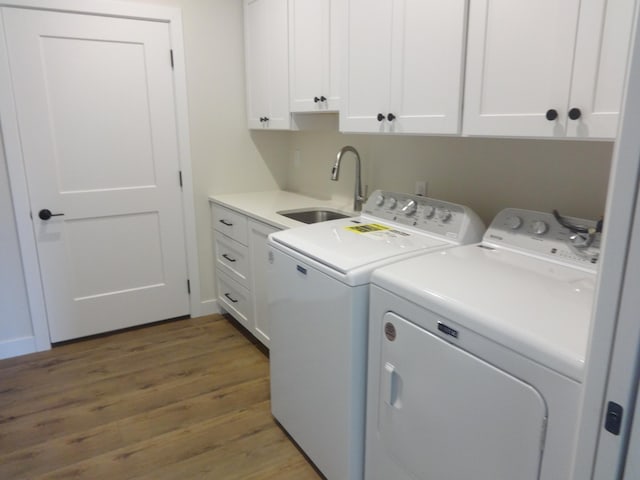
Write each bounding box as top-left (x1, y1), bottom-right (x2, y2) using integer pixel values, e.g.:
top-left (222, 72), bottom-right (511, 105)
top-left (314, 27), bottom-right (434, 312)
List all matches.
top-left (267, 190), bottom-right (485, 480)
top-left (365, 208), bottom-right (601, 480)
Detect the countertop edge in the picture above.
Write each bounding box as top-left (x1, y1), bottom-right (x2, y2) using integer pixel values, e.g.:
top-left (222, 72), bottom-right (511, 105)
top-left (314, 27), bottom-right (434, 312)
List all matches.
top-left (208, 190), bottom-right (355, 230)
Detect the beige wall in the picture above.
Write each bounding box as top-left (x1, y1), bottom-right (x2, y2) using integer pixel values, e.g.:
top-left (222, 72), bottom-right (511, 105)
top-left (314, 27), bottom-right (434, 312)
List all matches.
top-left (287, 128), bottom-right (613, 226)
top-left (122, 0), bottom-right (291, 303)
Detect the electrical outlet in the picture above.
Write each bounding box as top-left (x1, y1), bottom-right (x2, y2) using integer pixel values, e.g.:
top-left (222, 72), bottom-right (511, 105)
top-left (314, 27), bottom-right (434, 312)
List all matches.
top-left (415, 180), bottom-right (427, 196)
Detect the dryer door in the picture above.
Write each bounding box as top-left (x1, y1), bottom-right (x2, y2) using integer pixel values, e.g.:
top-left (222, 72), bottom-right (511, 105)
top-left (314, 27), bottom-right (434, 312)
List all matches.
top-left (376, 311), bottom-right (547, 480)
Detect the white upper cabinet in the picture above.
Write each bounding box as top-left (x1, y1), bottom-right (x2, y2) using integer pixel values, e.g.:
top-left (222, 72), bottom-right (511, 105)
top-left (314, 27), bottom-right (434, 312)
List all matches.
top-left (289, 0), bottom-right (341, 112)
top-left (464, 0), bottom-right (636, 139)
top-left (244, 0), bottom-right (290, 130)
top-left (340, 0), bottom-right (467, 135)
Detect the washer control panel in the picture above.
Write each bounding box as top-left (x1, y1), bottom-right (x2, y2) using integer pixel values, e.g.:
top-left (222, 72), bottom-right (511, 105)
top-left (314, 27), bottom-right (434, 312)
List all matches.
top-left (484, 208), bottom-right (601, 268)
top-left (362, 190), bottom-right (483, 241)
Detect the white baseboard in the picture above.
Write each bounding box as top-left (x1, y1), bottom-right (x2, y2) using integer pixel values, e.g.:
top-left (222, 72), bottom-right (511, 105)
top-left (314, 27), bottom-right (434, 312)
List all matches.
top-left (199, 298), bottom-right (221, 316)
top-left (0, 336), bottom-right (37, 360)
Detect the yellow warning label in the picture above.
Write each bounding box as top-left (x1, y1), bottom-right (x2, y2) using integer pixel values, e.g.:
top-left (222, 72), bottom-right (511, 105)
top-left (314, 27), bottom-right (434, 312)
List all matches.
top-left (345, 223), bottom-right (391, 234)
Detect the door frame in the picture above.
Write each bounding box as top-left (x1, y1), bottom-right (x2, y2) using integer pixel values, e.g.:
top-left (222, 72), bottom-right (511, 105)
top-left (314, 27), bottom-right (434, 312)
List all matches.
top-left (571, 2), bottom-right (640, 478)
top-left (0, 0), bottom-right (201, 352)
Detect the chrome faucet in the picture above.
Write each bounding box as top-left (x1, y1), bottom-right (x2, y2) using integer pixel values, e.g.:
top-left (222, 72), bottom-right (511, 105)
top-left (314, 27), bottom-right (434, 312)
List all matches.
top-left (331, 146), bottom-right (364, 211)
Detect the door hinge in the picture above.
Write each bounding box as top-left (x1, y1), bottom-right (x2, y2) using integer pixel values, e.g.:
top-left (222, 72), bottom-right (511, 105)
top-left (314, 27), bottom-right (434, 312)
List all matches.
top-left (187, 279), bottom-right (191, 295)
top-left (170, 49), bottom-right (174, 69)
top-left (179, 170), bottom-right (183, 188)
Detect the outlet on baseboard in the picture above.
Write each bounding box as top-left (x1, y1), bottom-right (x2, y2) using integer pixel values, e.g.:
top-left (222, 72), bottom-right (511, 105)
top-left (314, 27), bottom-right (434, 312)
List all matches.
top-left (415, 180), bottom-right (427, 196)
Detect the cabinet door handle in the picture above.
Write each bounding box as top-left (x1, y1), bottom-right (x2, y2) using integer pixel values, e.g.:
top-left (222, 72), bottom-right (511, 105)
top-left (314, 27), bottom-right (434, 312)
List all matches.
top-left (314, 96), bottom-right (320, 103)
top-left (222, 253), bottom-right (236, 263)
top-left (377, 113), bottom-right (386, 122)
top-left (545, 109), bottom-right (558, 121)
top-left (387, 113), bottom-right (396, 121)
top-left (568, 108), bottom-right (582, 120)
top-left (320, 95), bottom-right (327, 102)
top-left (224, 293), bottom-right (239, 303)
top-left (219, 219), bottom-right (233, 226)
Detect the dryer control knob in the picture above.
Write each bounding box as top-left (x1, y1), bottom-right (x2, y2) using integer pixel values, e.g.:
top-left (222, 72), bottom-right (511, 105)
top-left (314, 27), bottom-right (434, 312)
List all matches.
top-left (531, 220), bottom-right (549, 235)
top-left (424, 205), bottom-right (435, 219)
top-left (375, 194), bottom-right (385, 206)
top-left (437, 208), bottom-right (452, 222)
top-left (388, 197), bottom-right (398, 209)
top-left (506, 215), bottom-right (523, 230)
top-left (401, 200), bottom-right (417, 215)
top-left (570, 232), bottom-right (593, 248)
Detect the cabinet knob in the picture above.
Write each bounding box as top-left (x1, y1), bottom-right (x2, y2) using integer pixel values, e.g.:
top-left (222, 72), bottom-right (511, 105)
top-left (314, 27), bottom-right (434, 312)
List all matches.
top-left (568, 108), bottom-right (582, 120)
top-left (387, 113), bottom-right (396, 122)
top-left (320, 96), bottom-right (327, 102)
top-left (545, 109), bottom-right (558, 121)
top-left (259, 116), bottom-right (269, 123)
top-left (377, 113), bottom-right (385, 122)
top-left (314, 96), bottom-right (320, 103)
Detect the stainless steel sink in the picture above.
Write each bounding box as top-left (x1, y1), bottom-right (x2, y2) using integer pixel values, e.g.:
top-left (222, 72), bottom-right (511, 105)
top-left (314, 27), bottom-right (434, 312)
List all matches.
top-left (277, 208), bottom-right (352, 224)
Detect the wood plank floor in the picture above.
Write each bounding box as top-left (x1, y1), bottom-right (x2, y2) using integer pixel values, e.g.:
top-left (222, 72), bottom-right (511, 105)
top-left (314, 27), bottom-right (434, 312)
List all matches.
top-left (0, 314), bottom-right (322, 479)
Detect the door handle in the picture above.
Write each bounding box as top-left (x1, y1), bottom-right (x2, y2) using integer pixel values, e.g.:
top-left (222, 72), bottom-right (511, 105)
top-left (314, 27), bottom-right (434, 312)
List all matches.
top-left (222, 253), bottom-right (236, 263)
top-left (383, 362), bottom-right (401, 408)
top-left (38, 209), bottom-right (64, 220)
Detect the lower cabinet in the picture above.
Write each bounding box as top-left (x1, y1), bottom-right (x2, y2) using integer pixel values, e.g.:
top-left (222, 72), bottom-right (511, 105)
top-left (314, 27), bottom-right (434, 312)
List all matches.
top-left (248, 219), bottom-right (279, 346)
top-left (211, 200), bottom-right (280, 348)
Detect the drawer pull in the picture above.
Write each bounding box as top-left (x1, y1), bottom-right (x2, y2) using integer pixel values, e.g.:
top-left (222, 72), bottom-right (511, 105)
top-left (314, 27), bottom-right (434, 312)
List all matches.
top-left (222, 253), bottom-right (236, 263)
top-left (224, 293), bottom-right (239, 303)
top-left (219, 219), bottom-right (233, 226)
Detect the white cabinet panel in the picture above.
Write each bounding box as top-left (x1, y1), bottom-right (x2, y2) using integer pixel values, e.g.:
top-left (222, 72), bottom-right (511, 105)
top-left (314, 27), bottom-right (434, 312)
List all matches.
top-left (568, 0), bottom-right (637, 138)
top-left (464, 0), bottom-right (635, 139)
top-left (244, 0), bottom-right (290, 129)
top-left (248, 219), bottom-right (278, 346)
top-left (289, 0), bottom-right (340, 112)
top-left (341, 0), bottom-right (466, 135)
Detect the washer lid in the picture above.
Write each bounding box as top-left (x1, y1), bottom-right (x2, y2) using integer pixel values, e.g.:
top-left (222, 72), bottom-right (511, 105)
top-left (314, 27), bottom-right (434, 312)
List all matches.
top-left (372, 244), bottom-right (596, 382)
top-left (269, 216), bottom-right (450, 273)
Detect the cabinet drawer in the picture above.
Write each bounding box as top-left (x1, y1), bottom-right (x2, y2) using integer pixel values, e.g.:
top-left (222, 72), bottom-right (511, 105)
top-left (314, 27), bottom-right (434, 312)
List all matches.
top-left (217, 270), bottom-right (252, 329)
top-left (211, 204), bottom-right (248, 245)
top-left (214, 234), bottom-right (250, 288)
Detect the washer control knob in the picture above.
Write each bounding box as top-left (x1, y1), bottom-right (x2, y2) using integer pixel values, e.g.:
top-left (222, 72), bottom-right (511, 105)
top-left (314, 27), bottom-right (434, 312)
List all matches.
top-left (437, 208), bottom-right (452, 222)
top-left (388, 197), bottom-right (397, 209)
top-left (424, 205), bottom-right (435, 219)
top-left (375, 194), bottom-right (385, 206)
top-left (401, 200), bottom-right (417, 215)
top-left (506, 215), bottom-right (523, 230)
top-left (531, 220), bottom-right (549, 235)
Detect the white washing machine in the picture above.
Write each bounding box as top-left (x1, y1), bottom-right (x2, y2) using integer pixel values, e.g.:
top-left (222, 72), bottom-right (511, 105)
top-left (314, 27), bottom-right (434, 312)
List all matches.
top-left (267, 190), bottom-right (485, 480)
top-left (365, 208), bottom-right (601, 480)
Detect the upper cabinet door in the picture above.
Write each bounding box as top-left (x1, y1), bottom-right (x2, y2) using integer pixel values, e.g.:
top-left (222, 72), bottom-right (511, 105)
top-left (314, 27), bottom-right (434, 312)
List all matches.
top-left (340, 0), bottom-right (467, 135)
top-left (289, 0), bottom-right (340, 112)
top-left (464, 0), bottom-right (580, 138)
top-left (387, 0), bottom-right (467, 135)
top-left (244, 0), bottom-right (290, 130)
top-left (568, 0), bottom-right (637, 138)
top-left (340, 0), bottom-right (393, 133)
top-left (464, 0), bottom-right (635, 139)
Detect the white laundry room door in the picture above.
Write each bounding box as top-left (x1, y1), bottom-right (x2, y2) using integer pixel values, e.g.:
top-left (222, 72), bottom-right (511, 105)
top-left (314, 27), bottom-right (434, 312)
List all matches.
top-left (2, 8), bottom-right (190, 342)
